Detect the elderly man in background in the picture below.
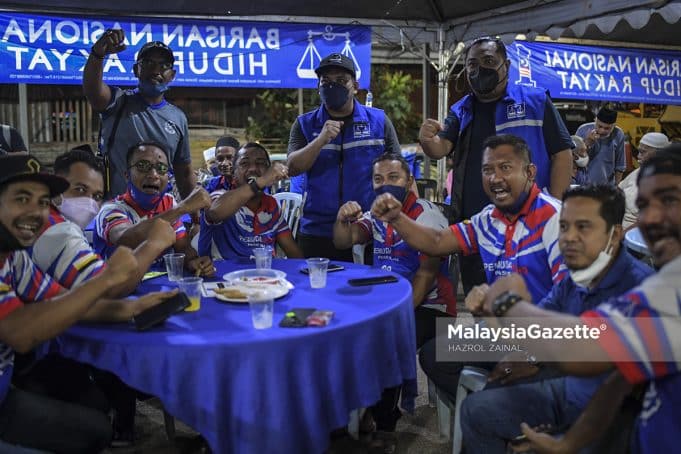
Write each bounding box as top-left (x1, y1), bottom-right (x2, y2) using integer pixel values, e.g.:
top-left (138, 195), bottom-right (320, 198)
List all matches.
top-left (619, 132), bottom-right (671, 230)
top-left (576, 106), bottom-right (626, 185)
top-left (571, 135), bottom-right (590, 186)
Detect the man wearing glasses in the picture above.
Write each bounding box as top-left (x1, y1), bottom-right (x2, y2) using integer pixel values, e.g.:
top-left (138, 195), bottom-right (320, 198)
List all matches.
top-left (94, 141), bottom-right (214, 276)
top-left (84, 30), bottom-right (195, 199)
top-left (418, 36), bottom-right (573, 295)
top-left (287, 53), bottom-right (401, 261)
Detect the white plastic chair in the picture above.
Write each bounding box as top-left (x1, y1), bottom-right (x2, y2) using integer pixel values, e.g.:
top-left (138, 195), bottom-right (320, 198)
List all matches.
top-left (432, 366), bottom-right (489, 453)
top-left (273, 192), bottom-right (303, 239)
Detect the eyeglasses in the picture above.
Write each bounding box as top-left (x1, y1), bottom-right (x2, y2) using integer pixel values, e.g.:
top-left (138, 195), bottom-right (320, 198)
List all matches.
top-left (138, 59), bottom-right (174, 72)
top-left (129, 160), bottom-right (169, 175)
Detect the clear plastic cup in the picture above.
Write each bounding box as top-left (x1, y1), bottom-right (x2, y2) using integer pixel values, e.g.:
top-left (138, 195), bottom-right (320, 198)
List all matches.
top-left (306, 257), bottom-right (330, 289)
top-left (253, 245), bottom-right (273, 270)
top-left (178, 277), bottom-right (203, 312)
top-left (164, 253), bottom-right (185, 282)
top-left (247, 290), bottom-right (274, 329)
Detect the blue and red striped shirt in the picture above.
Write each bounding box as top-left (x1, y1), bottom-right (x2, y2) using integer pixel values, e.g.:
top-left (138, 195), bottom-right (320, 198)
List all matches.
top-left (581, 254), bottom-right (681, 454)
top-left (450, 184), bottom-right (566, 302)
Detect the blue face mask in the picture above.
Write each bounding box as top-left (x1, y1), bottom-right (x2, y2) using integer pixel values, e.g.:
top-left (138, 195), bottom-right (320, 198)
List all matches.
top-left (138, 80), bottom-right (169, 98)
top-left (320, 82), bottom-right (350, 111)
top-left (375, 184), bottom-right (408, 203)
top-left (210, 164), bottom-right (220, 177)
top-left (127, 181), bottom-right (166, 211)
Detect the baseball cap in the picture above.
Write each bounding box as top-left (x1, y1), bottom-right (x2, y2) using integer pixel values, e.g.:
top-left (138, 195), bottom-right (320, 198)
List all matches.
top-left (315, 53), bottom-right (356, 79)
top-left (0, 154), bottom-right (69, 197)
top-left (639, 132), bottom-right (670, 149)
top-left (137, 41), bottom-right (175, 64)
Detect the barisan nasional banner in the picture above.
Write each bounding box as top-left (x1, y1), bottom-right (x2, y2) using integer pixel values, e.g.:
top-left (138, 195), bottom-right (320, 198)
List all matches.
top-left (0, 12), bottom-right (371, 88)
top-left (508, 41), bottom-right (681, 105)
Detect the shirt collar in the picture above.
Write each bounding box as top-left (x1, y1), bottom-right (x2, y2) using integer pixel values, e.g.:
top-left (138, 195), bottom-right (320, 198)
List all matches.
top-left (402, 191), bottom-right (418, 213)
top-left (490, 183), bottom-right (540, 225)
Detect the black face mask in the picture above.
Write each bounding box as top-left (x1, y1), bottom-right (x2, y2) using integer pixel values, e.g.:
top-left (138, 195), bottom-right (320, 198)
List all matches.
top-left (0, 221), bottom-right (25, 253)
top-left (469, 62), bottom-right (506, 95)
top-left (320, 82), bottom-right (350, 111)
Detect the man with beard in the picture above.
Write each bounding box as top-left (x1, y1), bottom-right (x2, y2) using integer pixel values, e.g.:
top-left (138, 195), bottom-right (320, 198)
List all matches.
top-left (466, 145), bottom-right (681, 454)
top-left (203, 136), bottom-right (240, 196)
top-left (417, 36), bottom-right (573, 295)
top-left (374, 135), bottom-right (567, 425)
top-left (287, 53), bottom-right (401, 261)
top-left (94, 141), bottom-right (214, 276)
top-left (576, 106), bottom-right (626, 185)
top-left (458, 184), bottom-right (653, 454)
top-left (200, 143), bottom-right (303, 259)
top-left (619, 132), bottom-right (670, 230)
top-left (0, 154), bottom-right (146, 452)
top-left (372, 134), bottom-right (566, 303)
top-left (84, 30), bottom-right (195, 198)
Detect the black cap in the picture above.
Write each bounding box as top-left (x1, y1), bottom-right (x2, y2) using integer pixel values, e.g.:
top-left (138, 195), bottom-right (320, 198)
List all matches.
top-left (315, 53), bottom-right (356, 79)
top-left (137, 41), bottom-right (174, 64)
top-left (0, 154), bottom-right (69, 197)
top-left (596, 107), bottom-right (618, 124)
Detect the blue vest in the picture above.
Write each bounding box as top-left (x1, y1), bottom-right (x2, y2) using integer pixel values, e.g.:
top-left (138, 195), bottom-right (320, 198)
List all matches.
top-left (451, 84), bottom-right (551, 191)
top-left (297, 100), bottom-right (386, 237)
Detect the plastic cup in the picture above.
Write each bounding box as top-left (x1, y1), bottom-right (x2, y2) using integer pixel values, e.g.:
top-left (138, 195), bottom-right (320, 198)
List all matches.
top-left (178, 277), bottom-right (203, 312)
top-left (164, 253), bottom-right (185, 282)
top-left (253, 246), bottom-right (273, 270)
top-left (306, 257), bottom-right (330, 289)
top-left (247, 290), bottom-right (274, 329)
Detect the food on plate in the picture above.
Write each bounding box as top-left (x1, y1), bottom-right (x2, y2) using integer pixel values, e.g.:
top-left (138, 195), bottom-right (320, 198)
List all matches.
top-left (214, 287), bottom-right (248, 299)
top-left (238, 277), bottom-right (282, 286)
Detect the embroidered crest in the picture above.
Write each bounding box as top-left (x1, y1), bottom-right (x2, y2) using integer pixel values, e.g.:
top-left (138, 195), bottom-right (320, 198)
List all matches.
top-left (507, 103), bottom-right (526, 120)
top-left (353, 122), bottom-right (370, 139)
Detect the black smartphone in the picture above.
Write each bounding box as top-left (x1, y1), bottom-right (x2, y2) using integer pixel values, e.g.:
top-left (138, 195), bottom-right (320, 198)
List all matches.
top-left (347, 275), bottom-right (399, 286)
top-left (300, 264), bottom-right (345, 274)
top-left (133, 292), bottom-right (190, 331)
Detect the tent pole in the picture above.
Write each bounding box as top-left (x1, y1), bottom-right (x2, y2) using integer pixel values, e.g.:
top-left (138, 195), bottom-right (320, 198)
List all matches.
top-left (298, 88), bottom-right (304, 115)
top-left (18, 83), bottom-right (29, 151)
top-left (436, 25), bottom-right (448, 199)
top-left (422, 42), bottom-right (431, 179)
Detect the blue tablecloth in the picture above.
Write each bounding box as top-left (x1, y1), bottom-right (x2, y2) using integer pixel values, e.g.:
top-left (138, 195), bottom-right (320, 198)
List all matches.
top-left (57, 259), bottom-right (416, 454)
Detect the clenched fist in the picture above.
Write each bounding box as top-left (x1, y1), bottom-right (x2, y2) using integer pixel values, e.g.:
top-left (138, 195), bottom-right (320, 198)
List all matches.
top-left (91, 29), bottom-right (127, 58)
top-left (318, 120), bottom-right (344, 144)
top-left (337, 201), bottom-right (363, 223)
top-left (180, 186), bottom-right (212, 213)
top-left (371, 193), bottom-right (403, 223)
top-left (104, 246), bottom-right (138, 287)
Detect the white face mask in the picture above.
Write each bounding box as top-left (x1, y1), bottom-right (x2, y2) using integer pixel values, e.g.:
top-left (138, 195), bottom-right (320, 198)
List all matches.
top-left (575, 156), bottom-right (589, 168)
top-left (569, 227), bottom-right (615, 288)
top-left (59, 196), bottom-right (100, 229)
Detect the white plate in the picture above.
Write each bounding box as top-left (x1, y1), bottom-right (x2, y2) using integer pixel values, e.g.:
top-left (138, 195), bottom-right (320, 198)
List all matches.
top-left (208, 280), bottom-right (293, 303)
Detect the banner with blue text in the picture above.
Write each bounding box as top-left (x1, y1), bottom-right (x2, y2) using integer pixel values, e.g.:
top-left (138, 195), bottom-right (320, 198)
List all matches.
top-left (508, 41), bottom-right (681, 105)
top-left (0, 12), bottom-right (371, 88)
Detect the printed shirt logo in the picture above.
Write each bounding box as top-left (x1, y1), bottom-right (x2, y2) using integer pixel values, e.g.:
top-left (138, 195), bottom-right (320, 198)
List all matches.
top-left (164, 121), bottom-right (176, 135)
top-left (353, 122), bottom-right (370, 139)
top-left (507, 102), bottom-right (526, 119)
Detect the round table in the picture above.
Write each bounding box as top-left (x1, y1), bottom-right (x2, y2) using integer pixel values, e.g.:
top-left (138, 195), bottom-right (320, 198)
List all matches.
top-left (57, 258), bottom-right (416, 454)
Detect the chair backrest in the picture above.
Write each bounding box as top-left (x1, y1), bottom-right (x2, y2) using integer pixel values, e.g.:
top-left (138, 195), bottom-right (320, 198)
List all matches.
top-left (273, 192), bottom-right (303, 239)
top-left (416, 178), bottom-right (439, 201)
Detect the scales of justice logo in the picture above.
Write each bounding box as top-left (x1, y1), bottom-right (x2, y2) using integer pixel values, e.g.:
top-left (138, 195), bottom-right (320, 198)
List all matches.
top-left (296, 25), bottom-right (362, 80)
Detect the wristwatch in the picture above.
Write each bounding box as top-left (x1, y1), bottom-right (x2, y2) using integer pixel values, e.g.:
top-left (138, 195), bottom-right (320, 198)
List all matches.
top-left (491, 291), bottom-right (523, 317)
top-left (248, 177), bottom-right (263, 194)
